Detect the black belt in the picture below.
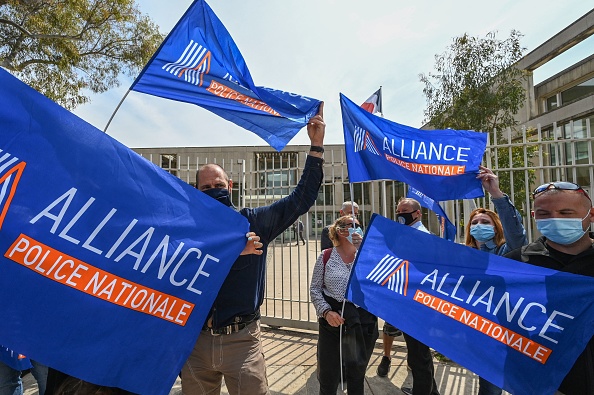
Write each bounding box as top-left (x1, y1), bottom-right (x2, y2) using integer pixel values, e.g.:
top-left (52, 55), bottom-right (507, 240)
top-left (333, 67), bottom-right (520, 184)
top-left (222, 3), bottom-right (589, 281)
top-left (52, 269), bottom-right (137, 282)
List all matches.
top-left (204, 322), bottom-right (248, 335)
top-left (203, 312), bottom-right (260, 336)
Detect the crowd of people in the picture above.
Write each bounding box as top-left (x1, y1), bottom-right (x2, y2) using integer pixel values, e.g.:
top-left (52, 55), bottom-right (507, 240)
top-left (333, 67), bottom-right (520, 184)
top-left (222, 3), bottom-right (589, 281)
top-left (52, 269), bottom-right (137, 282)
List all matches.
top-left (2, 102), bottom-right (593, 395)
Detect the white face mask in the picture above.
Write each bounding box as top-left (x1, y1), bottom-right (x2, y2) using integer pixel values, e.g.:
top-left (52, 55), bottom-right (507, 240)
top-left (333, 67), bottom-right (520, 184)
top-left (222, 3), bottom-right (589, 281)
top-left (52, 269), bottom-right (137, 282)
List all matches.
top-left (535, 211), bottom-right (591, 245)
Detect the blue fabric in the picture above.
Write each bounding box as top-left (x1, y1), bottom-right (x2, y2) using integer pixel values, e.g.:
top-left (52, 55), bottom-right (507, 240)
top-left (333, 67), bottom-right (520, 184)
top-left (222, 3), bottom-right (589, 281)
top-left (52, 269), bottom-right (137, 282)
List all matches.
top-left (211, 155), bottom-right (323, 329)
top-left (0, 68), bottom-right (249, 394)
top-left (130, 0), bottom-right (320, 151)
top-left (340, 93), bottom-right (486, 200)
top-left (407, 186), bottom-right (456, 241)
top-left (347, 214), bottom-right (594, 395)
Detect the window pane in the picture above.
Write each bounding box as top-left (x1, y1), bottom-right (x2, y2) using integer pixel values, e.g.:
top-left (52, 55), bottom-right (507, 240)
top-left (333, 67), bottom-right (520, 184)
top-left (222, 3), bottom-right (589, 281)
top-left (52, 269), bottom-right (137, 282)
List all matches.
top-left (160, 154), bottom-right (177, 169)
top-left (561, 77), bottom-right (594, 105)
top-left (546, 95), bottom-right (558, 111)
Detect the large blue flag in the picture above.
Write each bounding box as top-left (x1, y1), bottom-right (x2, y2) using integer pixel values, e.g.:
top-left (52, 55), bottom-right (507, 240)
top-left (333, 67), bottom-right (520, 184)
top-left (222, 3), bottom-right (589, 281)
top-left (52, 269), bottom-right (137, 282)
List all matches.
top-left (340, 93), bottom-right (487, 200)
top-left (347, 214), bottom-right (594, 395)
top-left (0, 69), bottom-right (249, 394)
top-left (407, 186), bottom-right (456, 241)
top-left (130, 0), bottom-right (320, 151)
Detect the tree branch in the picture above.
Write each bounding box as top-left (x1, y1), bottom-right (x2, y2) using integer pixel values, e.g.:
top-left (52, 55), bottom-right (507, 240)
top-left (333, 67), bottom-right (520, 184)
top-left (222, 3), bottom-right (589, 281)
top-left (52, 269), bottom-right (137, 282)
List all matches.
top-left (0, 18), bottom-right (84, 41)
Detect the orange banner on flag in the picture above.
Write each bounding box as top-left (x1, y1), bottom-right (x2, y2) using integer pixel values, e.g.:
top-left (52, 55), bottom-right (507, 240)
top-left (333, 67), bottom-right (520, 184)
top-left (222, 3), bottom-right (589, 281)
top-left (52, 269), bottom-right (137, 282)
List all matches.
top-left (5, 234), bottom-right (194, 326)
top-left (413, 290), bottom-right (551, 363)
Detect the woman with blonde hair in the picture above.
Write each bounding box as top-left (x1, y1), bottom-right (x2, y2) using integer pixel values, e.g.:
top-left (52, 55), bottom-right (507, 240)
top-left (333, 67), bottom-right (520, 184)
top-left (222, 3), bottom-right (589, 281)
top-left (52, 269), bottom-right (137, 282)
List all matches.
top-left (466, 166), bottom-right (528, 395)
top-left (310, 215), bottom-right (376, 395)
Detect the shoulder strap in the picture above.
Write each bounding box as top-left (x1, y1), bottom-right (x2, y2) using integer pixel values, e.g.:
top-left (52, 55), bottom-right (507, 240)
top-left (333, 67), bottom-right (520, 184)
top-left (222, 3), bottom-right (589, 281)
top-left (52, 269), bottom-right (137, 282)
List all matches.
top-left (322, 248), bottom-right (332, 265)
top-left (321, 248), bottom-right (332, 288)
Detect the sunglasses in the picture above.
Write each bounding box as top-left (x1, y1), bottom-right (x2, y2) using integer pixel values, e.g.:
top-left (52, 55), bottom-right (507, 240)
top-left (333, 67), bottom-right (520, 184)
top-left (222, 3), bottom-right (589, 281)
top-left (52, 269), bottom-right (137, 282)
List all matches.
top-left (532, 181), bottom-right (591, 201)
top-left (338, 223), bottom-right (362, 229)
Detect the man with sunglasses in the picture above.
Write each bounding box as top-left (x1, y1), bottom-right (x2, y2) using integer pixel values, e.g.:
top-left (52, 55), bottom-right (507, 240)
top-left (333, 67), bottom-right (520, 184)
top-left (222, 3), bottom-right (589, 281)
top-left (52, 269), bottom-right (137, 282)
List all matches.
top-left (506, 181), bottom-right (594, 395)
top-left (378, 197), bottom-right (440, 395)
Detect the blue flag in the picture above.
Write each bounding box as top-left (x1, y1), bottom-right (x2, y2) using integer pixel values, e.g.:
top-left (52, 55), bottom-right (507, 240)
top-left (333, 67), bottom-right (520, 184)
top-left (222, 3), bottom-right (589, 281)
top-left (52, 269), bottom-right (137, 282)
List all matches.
top-left (340, 93), bottom-right (487, 200)
top-left (347, 214), bottom-right (594, 395)
top-left (130, 0), bottom-right (320, 151)
top-left (407, 186), bottom-right (456, 241)
top-left (0, 69), bottom-right (250, 394)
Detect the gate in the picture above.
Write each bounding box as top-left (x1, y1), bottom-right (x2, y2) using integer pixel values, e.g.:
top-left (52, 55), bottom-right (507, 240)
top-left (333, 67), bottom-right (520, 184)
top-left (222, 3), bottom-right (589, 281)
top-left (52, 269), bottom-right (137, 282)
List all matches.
top-left (136, 117), bottom-right (594, 330)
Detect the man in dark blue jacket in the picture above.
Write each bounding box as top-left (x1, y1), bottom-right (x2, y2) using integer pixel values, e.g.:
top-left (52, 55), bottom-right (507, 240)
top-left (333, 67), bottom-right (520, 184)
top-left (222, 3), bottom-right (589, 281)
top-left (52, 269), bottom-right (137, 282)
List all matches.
top-left (181, 104), bottom-right (325, 395)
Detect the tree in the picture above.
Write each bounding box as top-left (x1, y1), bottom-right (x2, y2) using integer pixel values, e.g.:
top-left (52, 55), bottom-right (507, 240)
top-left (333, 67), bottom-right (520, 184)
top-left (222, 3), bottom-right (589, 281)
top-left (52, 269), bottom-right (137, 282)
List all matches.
top-left (0, 0), bottom-right (164, 109)
top-left (420, 30), bottom-right (536, 215)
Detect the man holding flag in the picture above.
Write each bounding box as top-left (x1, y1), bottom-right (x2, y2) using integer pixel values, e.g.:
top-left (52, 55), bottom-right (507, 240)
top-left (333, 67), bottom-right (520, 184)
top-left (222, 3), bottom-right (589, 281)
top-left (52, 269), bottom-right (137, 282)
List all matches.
top-left (181, 105), bottom-right (326, 395)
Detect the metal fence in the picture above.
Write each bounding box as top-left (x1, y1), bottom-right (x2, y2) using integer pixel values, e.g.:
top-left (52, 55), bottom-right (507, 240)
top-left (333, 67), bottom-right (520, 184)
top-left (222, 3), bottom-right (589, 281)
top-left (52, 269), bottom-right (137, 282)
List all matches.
top-left (138, 118), bottom-right (594, 330)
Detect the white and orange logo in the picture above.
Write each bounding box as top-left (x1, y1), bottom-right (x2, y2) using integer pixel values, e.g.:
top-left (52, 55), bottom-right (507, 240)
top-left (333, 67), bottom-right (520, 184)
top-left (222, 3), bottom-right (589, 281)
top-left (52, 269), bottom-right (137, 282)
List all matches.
top-left (163, 40), bottom-right (239, 88)
top-left (162, 40), bottom-right (213, 87)
top-left (0, 150), bottom-right (26, 231)
top-left (353, 126), bottom-right (380, 155)
top-left (366, 254), bottom-right (409, 296)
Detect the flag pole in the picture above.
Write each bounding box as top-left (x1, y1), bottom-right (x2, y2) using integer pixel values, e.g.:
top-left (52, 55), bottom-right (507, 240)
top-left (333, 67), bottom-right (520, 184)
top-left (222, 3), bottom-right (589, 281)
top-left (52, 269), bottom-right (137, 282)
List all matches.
top-left (103, 89), bottom-right (131, 133)
top-left (378, 86), bottom-right (388, 217)
top-left (339, 181), bottom-right (358, 391)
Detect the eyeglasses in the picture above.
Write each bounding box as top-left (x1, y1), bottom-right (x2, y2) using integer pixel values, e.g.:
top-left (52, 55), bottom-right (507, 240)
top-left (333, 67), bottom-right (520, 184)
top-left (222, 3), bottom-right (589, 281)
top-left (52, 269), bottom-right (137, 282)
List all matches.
top-left (532, 182), bottom-right (591, 201)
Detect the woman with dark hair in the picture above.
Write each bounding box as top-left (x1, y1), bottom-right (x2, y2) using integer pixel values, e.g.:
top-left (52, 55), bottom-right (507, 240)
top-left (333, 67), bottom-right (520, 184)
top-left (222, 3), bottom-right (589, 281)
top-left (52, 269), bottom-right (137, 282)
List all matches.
top-left (310, 215), bottom-right (376, 395)
top-left (465, 166), bottom-right (528, 395)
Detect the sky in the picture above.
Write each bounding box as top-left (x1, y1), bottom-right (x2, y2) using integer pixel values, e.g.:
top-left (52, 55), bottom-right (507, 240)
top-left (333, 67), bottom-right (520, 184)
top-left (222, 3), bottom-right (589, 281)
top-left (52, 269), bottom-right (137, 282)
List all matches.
top-left (72, 1), bottom-right (594, 149)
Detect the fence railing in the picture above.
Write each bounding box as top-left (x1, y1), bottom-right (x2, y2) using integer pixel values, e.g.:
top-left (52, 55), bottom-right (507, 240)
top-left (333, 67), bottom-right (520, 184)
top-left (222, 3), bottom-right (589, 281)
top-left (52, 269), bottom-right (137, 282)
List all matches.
top-left (137, 118), bottom-right (593, 329)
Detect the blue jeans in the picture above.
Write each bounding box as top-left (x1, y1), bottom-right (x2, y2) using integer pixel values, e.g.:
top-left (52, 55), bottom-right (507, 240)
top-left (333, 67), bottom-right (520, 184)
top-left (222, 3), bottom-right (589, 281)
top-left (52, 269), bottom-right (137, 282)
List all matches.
top-left (0, 361), bottom-right (22, 395)
top-left (478, 376), bottom-right (502, 395)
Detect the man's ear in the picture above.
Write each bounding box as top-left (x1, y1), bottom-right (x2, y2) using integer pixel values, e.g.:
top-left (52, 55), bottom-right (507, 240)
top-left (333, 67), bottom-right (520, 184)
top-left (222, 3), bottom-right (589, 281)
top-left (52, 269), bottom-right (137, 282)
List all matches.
top-left (589, 207), bottom-right (594, 223)
top-left (228, 179), bottom-right (233, 191)
top-left (530, 210), bottom-right (535, 218)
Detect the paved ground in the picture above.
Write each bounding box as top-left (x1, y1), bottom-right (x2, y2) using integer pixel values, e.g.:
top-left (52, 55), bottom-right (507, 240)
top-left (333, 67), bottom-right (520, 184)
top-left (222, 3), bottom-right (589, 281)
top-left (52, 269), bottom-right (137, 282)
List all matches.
top-left (23, 326), bottom-right (486, 395)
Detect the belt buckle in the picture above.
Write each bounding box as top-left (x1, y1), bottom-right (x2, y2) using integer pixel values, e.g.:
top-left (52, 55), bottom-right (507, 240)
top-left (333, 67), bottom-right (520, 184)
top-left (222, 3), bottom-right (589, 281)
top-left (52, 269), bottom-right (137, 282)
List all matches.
top-left (208, 328), bottom-right (221, 336)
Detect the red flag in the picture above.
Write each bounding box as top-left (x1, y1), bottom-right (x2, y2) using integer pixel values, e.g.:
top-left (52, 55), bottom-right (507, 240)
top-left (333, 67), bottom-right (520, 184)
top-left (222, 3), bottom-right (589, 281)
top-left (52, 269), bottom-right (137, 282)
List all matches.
top-left (360, 87), bottom-right (382, 114)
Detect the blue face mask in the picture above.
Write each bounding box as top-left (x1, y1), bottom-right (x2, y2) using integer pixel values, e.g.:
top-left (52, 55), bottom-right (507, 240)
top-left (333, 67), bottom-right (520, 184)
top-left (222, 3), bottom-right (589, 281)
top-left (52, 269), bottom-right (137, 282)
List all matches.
top-left (202, 188), bottom-right (232, 207)
top-left (347, 227), bottom-right (364, 244)
top-left (470, 224), bottom-right (495, 242)
top-left (536, 211), bottom-right (590, 245)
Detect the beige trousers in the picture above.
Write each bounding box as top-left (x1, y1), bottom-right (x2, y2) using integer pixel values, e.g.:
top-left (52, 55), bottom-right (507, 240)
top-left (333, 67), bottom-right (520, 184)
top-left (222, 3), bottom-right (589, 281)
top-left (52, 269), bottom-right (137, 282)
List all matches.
top-left (181, 320), bottom-right (269, 395)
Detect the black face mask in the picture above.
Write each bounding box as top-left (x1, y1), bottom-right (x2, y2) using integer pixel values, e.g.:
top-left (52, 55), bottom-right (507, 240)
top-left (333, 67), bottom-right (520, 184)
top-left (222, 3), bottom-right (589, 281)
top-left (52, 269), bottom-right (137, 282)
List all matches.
top-left (396, 212), bottom-right (416, 226)
top-left (202, 188), bottom-right (232, 207)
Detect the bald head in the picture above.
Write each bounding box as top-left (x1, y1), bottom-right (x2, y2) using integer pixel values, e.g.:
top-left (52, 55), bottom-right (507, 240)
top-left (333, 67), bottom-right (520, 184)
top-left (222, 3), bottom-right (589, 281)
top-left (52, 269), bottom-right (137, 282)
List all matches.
top-left (195, 164), bottom-right (232, 191)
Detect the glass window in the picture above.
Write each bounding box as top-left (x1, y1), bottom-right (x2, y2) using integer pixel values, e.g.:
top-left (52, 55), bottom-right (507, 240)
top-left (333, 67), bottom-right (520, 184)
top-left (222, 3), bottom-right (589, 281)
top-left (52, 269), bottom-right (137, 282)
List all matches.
top-left (561, 76), bottom-right (594, 105)
top-left (255, 151), bottom-right (298, 196)
top-left (316, 184), bottom-right (334, 206)
top-left (160, 154), bottom-right (177, 169)
top-left (545, 95), bottom-right (558, 111)
top-left (343, 183), bottom-right (370, 206)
